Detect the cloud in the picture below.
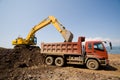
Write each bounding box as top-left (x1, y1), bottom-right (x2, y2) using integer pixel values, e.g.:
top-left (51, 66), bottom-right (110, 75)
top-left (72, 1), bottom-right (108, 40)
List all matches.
top-left (86, 37), bottom-right (110, 41)
top-left (86, 37), bottom-right (120, 46)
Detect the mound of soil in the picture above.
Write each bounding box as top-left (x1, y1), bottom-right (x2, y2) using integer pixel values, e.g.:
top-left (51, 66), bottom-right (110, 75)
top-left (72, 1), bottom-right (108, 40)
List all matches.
top-left (0, 47), bottom-right (45, 79)
top-left (0, 47), bottom-right (44, 69)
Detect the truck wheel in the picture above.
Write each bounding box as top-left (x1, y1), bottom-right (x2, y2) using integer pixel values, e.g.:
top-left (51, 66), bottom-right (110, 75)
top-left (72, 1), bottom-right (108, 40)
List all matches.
top-left (86, 59), bottom-right (99, 70)
top-left (45, 56), bottom-right (54, 65)
top-left (55, 57), bottom-right (64, 67)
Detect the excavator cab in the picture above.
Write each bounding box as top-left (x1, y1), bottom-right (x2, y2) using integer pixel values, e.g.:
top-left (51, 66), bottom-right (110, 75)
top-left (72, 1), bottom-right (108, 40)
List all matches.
top-left (29, 35), bottom-right (37, 45)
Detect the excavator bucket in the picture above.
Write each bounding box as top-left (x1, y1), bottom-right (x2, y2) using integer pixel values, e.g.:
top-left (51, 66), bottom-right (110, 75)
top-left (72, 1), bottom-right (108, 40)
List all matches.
top-left (62, 30), bottom-right (73, 42)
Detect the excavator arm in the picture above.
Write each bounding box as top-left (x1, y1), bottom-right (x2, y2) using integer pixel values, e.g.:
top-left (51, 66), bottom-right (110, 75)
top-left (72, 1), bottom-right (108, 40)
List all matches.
top-left (12, 16), bottom-right (73, 45)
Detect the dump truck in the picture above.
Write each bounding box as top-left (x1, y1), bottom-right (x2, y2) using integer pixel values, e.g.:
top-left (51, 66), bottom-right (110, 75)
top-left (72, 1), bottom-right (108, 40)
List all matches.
top-left (41, 37), bottom-right (112, 70)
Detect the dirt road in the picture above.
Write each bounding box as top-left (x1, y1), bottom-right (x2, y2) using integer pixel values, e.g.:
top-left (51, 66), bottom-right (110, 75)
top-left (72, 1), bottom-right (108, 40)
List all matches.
top-left (0, 48), bottom-right (120, 80)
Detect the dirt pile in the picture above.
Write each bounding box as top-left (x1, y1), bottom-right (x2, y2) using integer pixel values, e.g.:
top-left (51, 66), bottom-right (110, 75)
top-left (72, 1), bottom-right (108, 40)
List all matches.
top-left (0, 47), bottom-right (46, 79)
top-left (0, 47), bottom-right (44, 69)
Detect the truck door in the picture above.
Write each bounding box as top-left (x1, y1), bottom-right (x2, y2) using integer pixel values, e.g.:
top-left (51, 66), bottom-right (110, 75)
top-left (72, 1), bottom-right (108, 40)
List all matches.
top-left (85, 42), bottom-right (93, 55)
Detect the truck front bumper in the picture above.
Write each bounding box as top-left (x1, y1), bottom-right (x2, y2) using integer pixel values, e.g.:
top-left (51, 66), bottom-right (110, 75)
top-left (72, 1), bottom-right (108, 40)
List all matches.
top-left (99, 59), bottom-right (109, 66)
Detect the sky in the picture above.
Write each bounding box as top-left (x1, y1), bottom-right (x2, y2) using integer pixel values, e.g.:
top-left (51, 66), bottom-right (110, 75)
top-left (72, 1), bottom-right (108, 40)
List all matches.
top-left (0, 0), bottom-right (120, 48)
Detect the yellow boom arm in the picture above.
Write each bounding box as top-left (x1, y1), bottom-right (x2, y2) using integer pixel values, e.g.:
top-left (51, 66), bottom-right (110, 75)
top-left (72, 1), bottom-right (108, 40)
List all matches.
top-left (12, 16), bottom-right (73, 45)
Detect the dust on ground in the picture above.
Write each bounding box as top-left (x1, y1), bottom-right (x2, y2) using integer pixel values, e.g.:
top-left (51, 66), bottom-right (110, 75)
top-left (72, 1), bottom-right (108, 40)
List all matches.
top-left (0, 47), bottom-right (120, 80)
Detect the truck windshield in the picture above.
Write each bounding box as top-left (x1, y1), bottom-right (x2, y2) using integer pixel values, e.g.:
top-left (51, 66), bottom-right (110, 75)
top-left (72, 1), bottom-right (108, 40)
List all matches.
top-left (94, 42), bottom-right (104, 51)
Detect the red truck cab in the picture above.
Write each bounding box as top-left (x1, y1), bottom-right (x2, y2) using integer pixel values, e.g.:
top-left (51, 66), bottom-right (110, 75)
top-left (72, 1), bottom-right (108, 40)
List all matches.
top-left (85, 41), bottom-right (109, 69)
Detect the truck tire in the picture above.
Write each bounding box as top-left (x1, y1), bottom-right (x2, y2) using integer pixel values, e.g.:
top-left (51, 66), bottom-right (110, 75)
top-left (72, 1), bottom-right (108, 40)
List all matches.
top-left (86, 59), bottom-right (99, 70)
top-left (45, 56), bottom-right (54, 65)
top-left (55, 57), bottom-right (64, 67)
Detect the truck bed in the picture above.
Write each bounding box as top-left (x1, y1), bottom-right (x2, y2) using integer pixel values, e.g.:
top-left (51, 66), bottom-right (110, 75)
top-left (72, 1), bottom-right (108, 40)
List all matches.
top-left (41, 37), bottom-right (85, 55)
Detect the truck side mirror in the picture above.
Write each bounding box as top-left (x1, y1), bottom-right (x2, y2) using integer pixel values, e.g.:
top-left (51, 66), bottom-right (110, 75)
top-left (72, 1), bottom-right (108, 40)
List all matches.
top-left (109, 42), bottom-right (112, 50)
top-left (103, 41), bottom-right (112, 50)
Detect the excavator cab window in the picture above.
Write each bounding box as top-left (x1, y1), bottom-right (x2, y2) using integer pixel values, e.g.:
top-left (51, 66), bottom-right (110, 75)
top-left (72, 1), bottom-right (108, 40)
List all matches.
top-left (62, 26), bottom-right (65, 29)
top-left (34, 37), bottom-right (37, 44)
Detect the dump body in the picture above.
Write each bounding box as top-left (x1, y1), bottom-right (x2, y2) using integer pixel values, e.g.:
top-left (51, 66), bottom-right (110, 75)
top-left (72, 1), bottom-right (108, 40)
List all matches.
top-left (41, 37), bottom-right (85, 55)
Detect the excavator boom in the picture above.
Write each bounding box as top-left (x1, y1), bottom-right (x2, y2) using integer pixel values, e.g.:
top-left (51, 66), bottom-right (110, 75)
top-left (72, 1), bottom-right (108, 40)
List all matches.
top-left (26, 16), bottom-right (73, 42)
top-left (12, 16), bottom-right (73, 45)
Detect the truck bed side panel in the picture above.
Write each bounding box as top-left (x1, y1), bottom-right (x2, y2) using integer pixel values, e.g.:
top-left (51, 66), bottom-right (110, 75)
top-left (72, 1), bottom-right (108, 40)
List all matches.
top-left (41, 42), bottom-right (81, 55)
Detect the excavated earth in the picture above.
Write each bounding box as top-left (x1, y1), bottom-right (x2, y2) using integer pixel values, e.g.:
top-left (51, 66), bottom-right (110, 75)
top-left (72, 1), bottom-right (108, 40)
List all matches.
top-left (0, 47), bottom-right (120, 80)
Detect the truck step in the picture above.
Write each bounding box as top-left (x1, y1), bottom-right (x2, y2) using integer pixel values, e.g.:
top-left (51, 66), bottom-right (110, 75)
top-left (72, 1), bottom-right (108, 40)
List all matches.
top-left (67, 61), bottom-right (83, 65)
top-left (67, 59), bottom-right (83, 61)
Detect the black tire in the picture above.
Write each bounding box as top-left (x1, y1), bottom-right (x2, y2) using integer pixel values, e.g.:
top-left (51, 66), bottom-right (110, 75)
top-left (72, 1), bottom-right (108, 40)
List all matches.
top-left (86, 59), bottom-right (99, 70)
top-left (55, 57), bottom-right (64, 67)
top-left (45, 56), bottom-right (54, 65)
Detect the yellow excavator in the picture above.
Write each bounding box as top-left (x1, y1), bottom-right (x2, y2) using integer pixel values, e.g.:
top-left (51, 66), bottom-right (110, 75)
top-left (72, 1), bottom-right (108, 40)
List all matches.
top-left (12, 16), bottom-right (73, 47)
